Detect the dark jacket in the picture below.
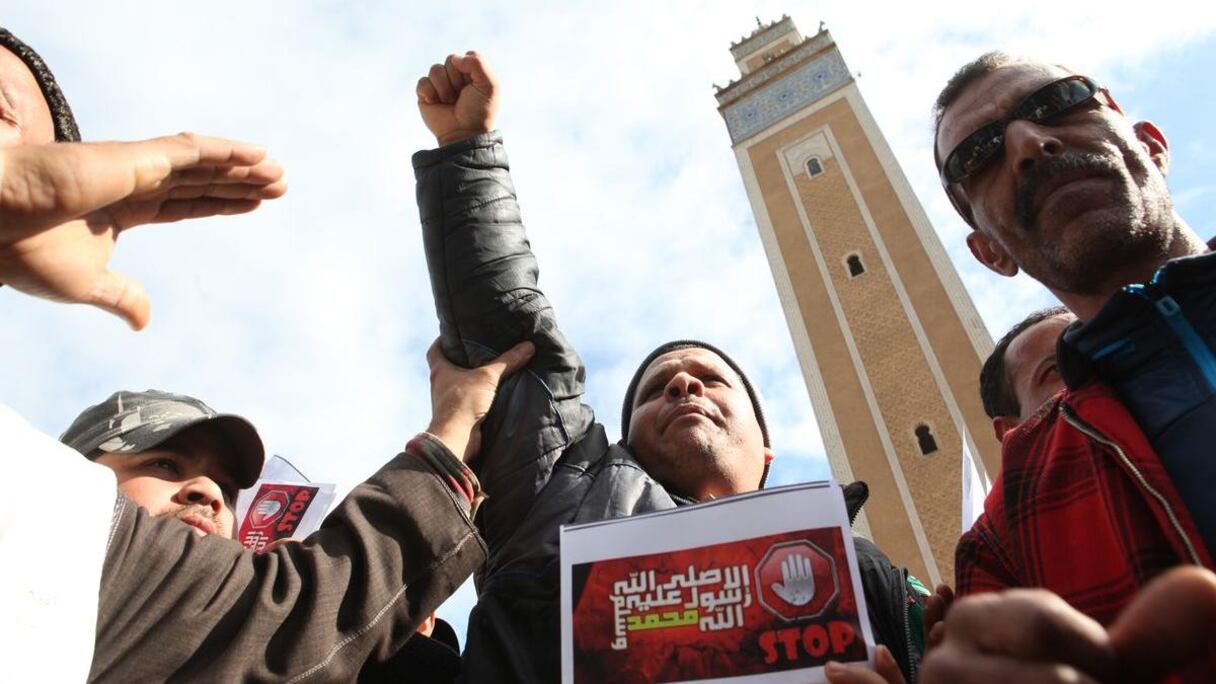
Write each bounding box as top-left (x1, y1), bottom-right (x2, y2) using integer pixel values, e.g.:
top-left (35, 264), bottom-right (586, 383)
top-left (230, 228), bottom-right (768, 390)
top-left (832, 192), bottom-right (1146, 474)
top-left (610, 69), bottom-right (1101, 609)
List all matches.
top-left (1059, 250), bottom-right (1216, 555)
top-left (358, 619), bottom-right (463, 684)
top-left (414, 132), bottom-right (925, 683)
top-left (956, 383), bottom-right (1216, 683)
top-left (90, 435), bottom-right (485, 683)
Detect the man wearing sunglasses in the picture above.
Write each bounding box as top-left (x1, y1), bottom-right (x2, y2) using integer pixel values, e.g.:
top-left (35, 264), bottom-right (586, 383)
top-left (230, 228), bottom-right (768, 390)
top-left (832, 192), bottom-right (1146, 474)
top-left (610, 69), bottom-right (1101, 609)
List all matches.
top-left (921, 53), bottom-right (1216, 682)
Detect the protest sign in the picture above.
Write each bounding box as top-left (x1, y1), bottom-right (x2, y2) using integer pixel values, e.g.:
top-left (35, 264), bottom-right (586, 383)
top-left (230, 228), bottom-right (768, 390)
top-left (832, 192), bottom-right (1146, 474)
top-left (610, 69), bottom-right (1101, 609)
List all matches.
top-left (960, 437), bottom-right (991, 532)
top-left (560, 481), bottom-right (873, 683)
top-left (233, 456), bottom-right (336, 552)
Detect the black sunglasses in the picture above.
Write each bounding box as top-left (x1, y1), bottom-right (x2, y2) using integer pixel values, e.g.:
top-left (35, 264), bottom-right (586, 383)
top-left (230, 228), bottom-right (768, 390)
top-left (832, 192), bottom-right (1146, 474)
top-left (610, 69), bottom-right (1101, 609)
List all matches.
top-left (939, 75), bottom-right (1106, 185)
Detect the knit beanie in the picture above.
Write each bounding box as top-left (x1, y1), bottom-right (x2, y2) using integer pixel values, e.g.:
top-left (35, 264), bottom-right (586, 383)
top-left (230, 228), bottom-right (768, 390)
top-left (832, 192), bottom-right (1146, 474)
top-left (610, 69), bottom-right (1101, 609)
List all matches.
top-left (620, 340), bottom-right (771, 488)
top-left (0, 27), bottom-right (80, 142)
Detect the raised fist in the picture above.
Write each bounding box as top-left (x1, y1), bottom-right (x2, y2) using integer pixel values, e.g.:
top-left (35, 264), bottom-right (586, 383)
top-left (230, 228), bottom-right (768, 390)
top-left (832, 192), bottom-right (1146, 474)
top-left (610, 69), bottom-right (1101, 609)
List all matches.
top-left (416, 51), bottom-right (499, 147)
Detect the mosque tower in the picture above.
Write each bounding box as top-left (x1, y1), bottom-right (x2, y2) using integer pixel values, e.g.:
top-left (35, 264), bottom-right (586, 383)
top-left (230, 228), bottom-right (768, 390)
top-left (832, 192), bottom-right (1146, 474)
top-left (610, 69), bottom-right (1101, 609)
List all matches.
top-left (715, 16), bottom-right (1000, 584)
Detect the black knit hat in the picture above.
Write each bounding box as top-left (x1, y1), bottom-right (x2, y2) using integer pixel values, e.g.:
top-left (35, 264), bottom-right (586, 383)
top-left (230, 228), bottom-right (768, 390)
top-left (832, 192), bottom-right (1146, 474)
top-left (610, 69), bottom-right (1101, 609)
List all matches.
top-left (0, 27), bottom-right (80, 142)
top-left (620, 339), bottom-right (771, 487)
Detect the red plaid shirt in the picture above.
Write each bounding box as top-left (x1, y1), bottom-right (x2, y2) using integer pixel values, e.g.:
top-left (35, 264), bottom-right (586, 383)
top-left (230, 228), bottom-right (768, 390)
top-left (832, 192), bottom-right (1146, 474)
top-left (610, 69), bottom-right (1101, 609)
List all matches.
top-left (957, 382), bottom-right (1216, 682)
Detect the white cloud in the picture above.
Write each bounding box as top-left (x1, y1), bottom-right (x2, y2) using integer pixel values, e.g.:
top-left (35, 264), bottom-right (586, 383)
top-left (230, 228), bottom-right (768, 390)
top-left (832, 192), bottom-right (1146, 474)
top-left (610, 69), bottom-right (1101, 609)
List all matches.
top-left (2, 0), bottom-right (1212, 646)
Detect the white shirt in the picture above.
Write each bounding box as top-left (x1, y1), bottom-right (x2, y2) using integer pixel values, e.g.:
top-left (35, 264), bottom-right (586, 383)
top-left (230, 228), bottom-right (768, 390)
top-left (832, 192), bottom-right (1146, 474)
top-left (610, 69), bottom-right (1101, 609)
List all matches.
top-left (0, 405), bottom-right (116, 682)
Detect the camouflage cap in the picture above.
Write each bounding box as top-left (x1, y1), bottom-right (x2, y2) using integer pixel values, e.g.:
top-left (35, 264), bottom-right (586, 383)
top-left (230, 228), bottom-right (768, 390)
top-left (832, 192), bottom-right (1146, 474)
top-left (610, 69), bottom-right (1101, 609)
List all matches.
top-left (61, 390), bottom-right (264, 488)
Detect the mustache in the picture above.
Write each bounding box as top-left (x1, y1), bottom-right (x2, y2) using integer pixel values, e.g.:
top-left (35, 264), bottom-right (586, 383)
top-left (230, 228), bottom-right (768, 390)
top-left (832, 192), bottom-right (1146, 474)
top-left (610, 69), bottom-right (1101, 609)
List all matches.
top-left (1015, 152), bottom-right (1121, 229)
top-left (166, 504), bottom-right (219, 524)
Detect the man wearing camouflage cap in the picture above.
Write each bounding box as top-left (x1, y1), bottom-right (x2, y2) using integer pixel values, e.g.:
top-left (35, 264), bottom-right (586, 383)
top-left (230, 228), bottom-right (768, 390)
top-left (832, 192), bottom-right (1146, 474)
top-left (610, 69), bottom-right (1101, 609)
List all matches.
top-left (61, 390), bottom-right (265, 539)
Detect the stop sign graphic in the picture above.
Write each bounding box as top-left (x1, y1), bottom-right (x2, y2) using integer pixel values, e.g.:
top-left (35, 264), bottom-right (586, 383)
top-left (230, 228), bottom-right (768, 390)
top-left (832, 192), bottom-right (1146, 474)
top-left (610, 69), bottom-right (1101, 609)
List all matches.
top-left (755, 540), bottom-right (839, 622)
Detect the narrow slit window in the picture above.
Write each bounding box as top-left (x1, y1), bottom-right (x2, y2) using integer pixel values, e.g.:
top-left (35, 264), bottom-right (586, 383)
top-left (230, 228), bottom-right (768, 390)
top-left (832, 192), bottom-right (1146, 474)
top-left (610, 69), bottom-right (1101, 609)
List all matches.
top-left (805, 157), bottom-right (824, 177)
top-left (915, 424), bottom-right (938, 455)
top-left (846, 254), bottom-right (865, 278)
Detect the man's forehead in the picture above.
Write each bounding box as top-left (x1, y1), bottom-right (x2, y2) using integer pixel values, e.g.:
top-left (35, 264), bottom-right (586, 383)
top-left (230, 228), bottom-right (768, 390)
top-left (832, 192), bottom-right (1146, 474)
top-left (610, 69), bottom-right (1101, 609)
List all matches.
top-left (642, 347), bottom-right (735, 380)
top-left (1006, 314), bottom-right (1072, 372)
top-left (0, 45), bottom-right (36, 97)
top-left (937, 61), bottom-right (1073, 158)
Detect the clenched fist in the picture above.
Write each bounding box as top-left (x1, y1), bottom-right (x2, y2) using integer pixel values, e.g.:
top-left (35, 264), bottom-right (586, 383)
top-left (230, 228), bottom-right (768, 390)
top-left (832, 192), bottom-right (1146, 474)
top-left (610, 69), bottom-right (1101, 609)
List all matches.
top-left (416, 51), bottom-right (498, 147)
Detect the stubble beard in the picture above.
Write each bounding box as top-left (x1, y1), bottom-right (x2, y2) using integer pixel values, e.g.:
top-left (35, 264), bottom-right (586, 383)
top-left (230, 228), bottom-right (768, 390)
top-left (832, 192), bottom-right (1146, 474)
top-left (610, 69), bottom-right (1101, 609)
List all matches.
top-left (650, 427), bottom-right (742, 500)
top-left (1014, 152), bottom-right (1176, 296)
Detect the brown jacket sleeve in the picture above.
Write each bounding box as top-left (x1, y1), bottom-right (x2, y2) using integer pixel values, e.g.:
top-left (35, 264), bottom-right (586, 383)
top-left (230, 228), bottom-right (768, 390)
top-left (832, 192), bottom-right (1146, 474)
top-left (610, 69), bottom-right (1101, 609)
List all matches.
top-left (88, 436), bottom-right (487, 683)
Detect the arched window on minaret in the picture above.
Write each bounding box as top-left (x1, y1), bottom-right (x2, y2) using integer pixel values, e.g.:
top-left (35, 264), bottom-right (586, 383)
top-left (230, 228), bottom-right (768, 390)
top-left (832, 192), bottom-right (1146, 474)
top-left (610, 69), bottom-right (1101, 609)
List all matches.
top-left (915, 424), bottom-right (938, 455)
top-left (806, 156), bottom-right (824, 177)
top-left (846, 253), bottom-right (865, 278)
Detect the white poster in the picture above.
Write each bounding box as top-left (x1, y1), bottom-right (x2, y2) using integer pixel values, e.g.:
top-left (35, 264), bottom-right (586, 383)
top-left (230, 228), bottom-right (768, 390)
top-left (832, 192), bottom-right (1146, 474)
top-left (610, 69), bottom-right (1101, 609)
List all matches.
top-left (560, 481), bottom-right (875, 683)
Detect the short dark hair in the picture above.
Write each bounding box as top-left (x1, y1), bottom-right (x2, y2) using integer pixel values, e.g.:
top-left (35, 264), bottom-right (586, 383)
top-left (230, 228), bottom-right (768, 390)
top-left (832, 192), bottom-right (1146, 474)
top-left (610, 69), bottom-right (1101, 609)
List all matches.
top-left (933, 51), bottom-right (1020, 137)
top-left (980, 305), bottom-right (1069, 419)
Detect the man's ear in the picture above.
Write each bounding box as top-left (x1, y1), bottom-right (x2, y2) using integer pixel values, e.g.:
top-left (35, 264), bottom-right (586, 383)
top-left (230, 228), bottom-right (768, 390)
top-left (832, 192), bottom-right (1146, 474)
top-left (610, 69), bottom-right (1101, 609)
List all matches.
top-left (992, 416), bottom-right (1018, 442)
top-left (1134, 121), bottom-right (1170, 177)
top-left (763, 447), bottom-right (775, 465)
top-left (967, 230), bottom-right (1019, 278)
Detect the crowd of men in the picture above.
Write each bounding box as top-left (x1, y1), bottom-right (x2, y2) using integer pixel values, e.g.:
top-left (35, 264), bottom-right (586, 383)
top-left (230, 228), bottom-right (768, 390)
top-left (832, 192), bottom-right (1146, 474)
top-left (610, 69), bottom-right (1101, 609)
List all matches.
top-left (4, 22), bottom-right (1216, 684)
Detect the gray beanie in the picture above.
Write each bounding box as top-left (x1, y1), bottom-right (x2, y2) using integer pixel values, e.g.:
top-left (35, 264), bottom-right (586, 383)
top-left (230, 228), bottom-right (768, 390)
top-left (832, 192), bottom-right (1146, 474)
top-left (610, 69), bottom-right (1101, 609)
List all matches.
top-left (0, 27), bottom-right (80, 142)
top-left (620, 339), bottom-right (771, 488)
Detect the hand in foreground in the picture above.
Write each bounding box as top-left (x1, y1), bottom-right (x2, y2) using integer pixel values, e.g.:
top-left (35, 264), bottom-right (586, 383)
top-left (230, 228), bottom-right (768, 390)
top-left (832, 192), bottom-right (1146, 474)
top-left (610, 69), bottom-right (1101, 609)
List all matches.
top-left (823, 583), bottom-right (954, 684)
top-left (425, 339), bottom-right (534, 461)
top-left (0, 133), bottom-right (286, 329)
top-left (919, 566), bottom-right (1216, 683)
top-left (825, 644), bottom-right (906, 684)
top-left (923, 583), bottom-right (954, 649)
top-left (416, 51), bottom-right (498, 147)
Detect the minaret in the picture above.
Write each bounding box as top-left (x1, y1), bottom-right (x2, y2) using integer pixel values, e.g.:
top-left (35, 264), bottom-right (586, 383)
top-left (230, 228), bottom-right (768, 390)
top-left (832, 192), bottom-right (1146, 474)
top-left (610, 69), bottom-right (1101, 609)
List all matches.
top-left (716, 17), bottom-right (1000, 584)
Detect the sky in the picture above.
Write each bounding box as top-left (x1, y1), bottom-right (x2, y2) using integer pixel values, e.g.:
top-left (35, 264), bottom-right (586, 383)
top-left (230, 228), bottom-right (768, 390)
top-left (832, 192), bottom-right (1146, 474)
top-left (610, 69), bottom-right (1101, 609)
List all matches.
top-left (3, 0), bottom-right (1214, 645)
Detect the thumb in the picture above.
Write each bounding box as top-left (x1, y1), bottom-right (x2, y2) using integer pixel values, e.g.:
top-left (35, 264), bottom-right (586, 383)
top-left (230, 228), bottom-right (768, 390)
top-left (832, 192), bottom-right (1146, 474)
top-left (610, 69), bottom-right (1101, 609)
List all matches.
top-left (485, 340), bottom-right (535, 380)
top-left (85, 269), bottom-right (150, 330)
top-left (1108, 566), bottom-right (1216, 683)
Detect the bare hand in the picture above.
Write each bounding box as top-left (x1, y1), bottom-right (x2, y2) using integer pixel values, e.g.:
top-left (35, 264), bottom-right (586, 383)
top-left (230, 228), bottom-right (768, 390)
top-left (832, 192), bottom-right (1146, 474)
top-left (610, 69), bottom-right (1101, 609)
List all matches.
top-left (0, 133), bottom-right (286, 329)
top-left (919, 567), bottom-right (1216, 683)
top-left (416, 51), bottom-right (498, 147)
top-left (425, 338), bottom-right (534, 461)
top-left (923, 584), bottom-right (954, 650)
top-left (825, 645), bottom-right (906, 684)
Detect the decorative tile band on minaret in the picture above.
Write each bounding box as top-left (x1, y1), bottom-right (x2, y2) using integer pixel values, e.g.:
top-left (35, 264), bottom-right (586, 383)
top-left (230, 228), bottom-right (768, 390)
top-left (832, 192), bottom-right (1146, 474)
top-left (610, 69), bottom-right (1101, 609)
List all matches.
top-left (717, 18), bottom-right (1000, 586)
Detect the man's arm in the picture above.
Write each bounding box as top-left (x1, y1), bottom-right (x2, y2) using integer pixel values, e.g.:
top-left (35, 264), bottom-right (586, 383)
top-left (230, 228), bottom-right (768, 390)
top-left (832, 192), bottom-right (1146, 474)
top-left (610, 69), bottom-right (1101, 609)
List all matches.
top-left (954, 517), bottom-right (1020, 595)
top-left (92, 438), bottom-right (479, 682)
top-left (413, 52), bottom-right (594, 552)
top-left (90, 341), bottom-right (533, 682)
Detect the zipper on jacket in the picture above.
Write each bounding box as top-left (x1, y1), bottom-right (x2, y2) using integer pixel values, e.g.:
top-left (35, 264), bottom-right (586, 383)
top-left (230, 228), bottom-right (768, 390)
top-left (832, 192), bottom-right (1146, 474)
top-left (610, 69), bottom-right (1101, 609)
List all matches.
top-left (900, 567), bottom-right (917, 684)
top-left (1125, 285), bottom-right (1216, 393)
top-left (1060, 403), bottom-right (1203, 566)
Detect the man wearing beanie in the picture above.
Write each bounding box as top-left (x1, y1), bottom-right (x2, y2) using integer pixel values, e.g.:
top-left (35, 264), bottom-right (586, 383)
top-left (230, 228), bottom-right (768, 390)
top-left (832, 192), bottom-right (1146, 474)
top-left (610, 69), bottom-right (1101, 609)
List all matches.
top-left (414, 51), bottom-right (930, 683)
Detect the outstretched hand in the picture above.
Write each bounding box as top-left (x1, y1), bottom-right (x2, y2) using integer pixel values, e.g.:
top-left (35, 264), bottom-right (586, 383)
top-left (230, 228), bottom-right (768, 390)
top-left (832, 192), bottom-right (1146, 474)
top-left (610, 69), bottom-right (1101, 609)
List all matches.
top-left (426, 339), bottom-right (535, 461)
top-left (0, 133), bottom-right (286, 329)
top-left (416, 51), bottom-right (498, 147)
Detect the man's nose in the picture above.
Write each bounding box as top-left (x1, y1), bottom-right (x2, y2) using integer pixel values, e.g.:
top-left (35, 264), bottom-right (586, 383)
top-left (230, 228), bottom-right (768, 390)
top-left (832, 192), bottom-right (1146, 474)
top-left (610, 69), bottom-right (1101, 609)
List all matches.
top-left (665, 373), bottom-right (704, 400)
top-left (1004, 119), bottom-right (1064, 182)
top-left (173, 477), bottom-right (225, 516)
